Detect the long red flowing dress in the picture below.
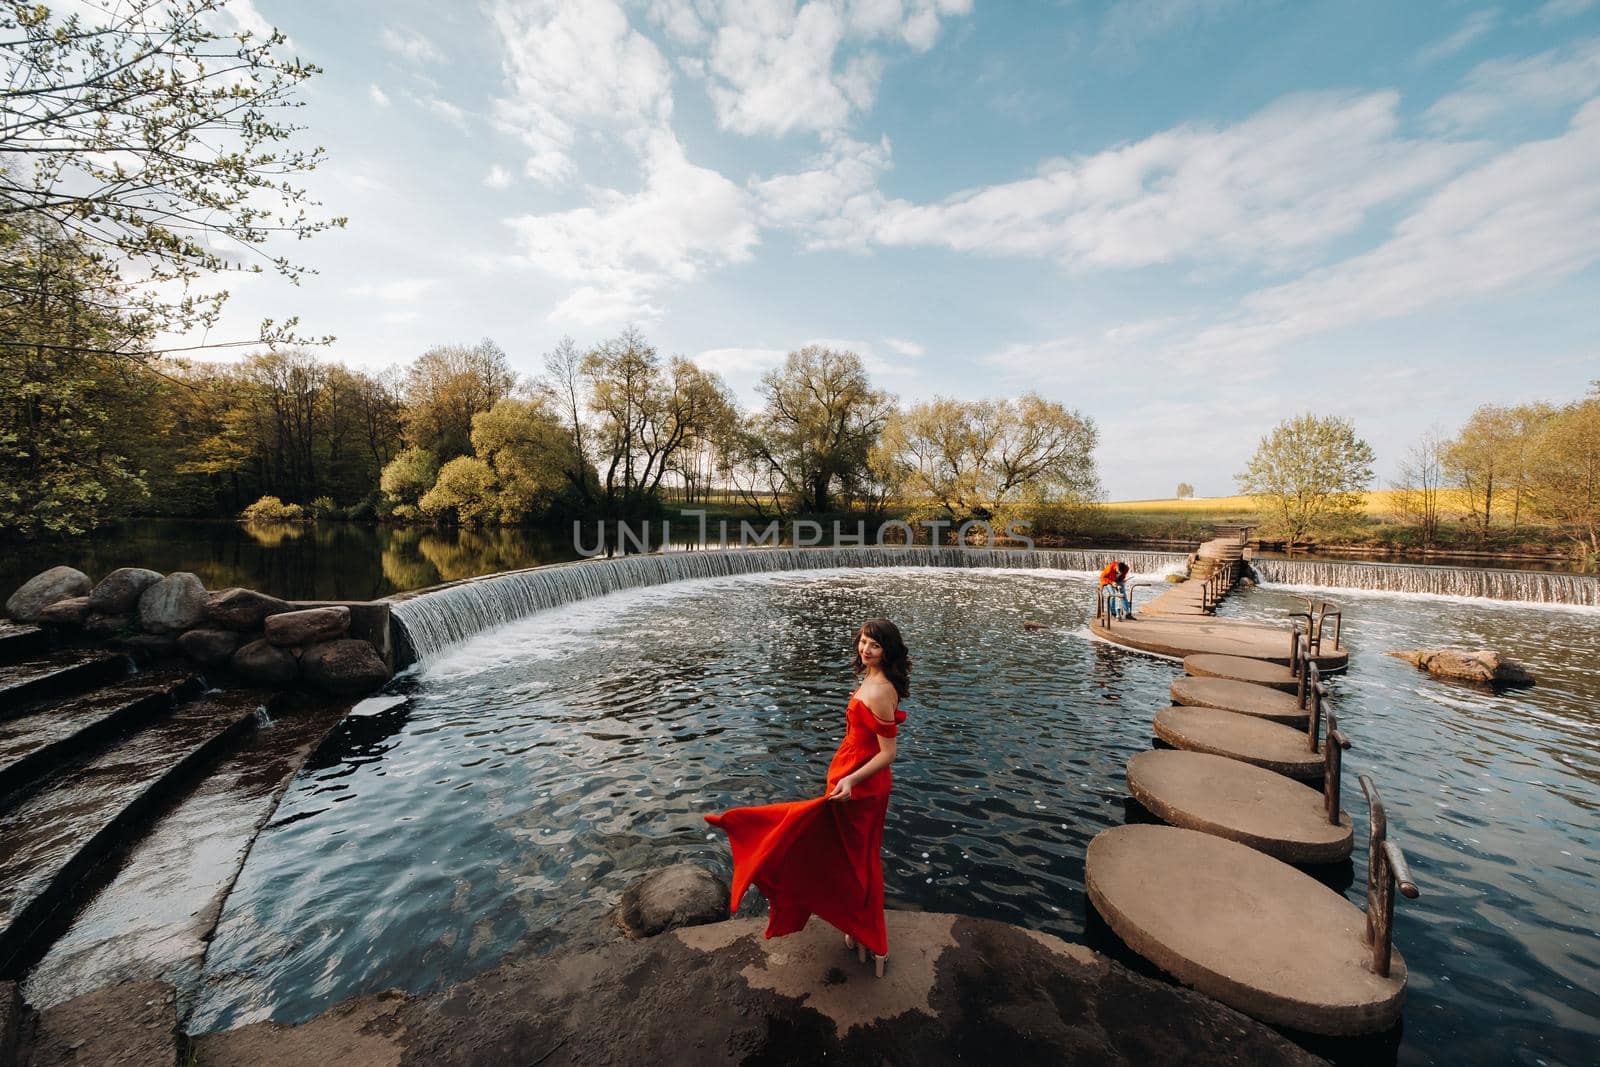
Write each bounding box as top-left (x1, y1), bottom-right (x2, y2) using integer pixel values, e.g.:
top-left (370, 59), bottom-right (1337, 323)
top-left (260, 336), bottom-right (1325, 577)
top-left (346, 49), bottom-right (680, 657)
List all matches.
top-left (704, 694), bottom-right (906, 957)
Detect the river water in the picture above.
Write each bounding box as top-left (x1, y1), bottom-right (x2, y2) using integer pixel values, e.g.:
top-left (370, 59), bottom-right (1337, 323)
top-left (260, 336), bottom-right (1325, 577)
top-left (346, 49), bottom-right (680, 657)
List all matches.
top-left (188, 567), bottom-right (1599, 1065)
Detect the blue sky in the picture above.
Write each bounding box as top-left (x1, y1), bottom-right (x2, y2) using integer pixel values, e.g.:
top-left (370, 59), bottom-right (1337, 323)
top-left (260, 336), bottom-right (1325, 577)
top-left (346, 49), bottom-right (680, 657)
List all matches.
top-left (197, 0), bottom-right (1600, 498)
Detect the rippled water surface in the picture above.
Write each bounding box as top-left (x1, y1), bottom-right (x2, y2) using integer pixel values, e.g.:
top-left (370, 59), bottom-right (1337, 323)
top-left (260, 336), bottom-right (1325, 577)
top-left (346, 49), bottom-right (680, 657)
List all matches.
top-left (195, 569), bottom-right (1600, 1065)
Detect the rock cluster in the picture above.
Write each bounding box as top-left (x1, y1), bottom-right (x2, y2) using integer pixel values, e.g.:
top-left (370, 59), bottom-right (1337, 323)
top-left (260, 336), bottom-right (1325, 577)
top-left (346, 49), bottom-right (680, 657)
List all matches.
top-left (4, 566), bottom-right (392, 696)
top-left (1388, 648), bottom-right (1536, 687)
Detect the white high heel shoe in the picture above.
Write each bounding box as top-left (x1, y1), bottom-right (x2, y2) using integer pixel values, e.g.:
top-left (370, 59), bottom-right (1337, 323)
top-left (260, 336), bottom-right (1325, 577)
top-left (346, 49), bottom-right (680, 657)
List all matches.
top-left (844, 933), bottom-right (866, 963)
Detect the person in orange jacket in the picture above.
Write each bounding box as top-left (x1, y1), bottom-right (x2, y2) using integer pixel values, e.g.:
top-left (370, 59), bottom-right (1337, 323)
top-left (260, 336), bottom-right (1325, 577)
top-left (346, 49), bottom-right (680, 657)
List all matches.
top-left (1099, 560), bottom-right (1131, 619)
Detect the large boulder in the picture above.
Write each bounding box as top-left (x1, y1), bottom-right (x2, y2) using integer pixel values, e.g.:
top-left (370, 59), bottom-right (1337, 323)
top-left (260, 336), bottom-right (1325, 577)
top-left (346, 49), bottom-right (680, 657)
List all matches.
top-left (138, 572), bottom-right (207, 633)
top-left (35, 596), bottom-right (91, 627)
top-left (231, 639), bottom-right (299, 686)
top-left (301, 639), bottom-right (390, 694)
top-left (177, 628), bottom-right (241, 665)
top-left (1389, 648), bottom-right (1536, 687)
top-left (614, 863), bottom-right (730, 938)
top-left (82, 613), bottom-right (132, 638)
top-left (88, 567), bottom-right (164, 614)
top-left (205, 587), bottom-right (293, 631)
top-left (6, 566), bottom-right (91, 622)
top-left (265, 606), bottom-right (350, 647)
top-left (117, 632), bottom-right (180, 659)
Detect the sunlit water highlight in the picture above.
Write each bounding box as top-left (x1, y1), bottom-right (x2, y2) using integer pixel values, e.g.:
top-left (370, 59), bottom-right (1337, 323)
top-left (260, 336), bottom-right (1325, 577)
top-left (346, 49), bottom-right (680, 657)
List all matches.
top-left (194, 569), bottom-right (1600, 1065)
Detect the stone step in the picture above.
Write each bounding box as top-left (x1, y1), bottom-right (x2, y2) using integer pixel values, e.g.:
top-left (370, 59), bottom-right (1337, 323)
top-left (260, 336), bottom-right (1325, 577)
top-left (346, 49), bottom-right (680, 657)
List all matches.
top-left (21, 702), bottom-right (344, 1014)
top-left (1086, 824), bottom-right (1406, 1035)
top-left (1169, 676), bottom-right (1309, 726)
top-left (1126, 750), bottom-right (1352, 863)
top-left (0, 651), bottom-right (132, 720)
top-left (1153, 706), bottom-right (1323, 780)
top-left (0, 622), bottom-right (49, 668)
top-left (0, 670), bottom-right (204, 803)
top-left (19, 979), bottom-right (181, 1067)
top-left (1185, 653), bottom-right (1300, 690)
top-left (0, 690), bottom-right (266, 972)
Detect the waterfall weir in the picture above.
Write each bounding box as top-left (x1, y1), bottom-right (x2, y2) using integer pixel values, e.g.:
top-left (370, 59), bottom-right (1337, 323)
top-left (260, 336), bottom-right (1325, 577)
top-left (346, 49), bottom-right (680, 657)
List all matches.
top-left (388, 546), bottom-right (1187, 663)
top-left (1249, 559), bottom-right (1599, 607)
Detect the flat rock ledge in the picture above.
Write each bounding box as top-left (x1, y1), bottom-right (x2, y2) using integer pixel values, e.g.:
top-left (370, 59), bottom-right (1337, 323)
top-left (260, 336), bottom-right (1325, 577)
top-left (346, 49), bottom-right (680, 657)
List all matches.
top-left (190, 912), bottom-right (1321, 1066)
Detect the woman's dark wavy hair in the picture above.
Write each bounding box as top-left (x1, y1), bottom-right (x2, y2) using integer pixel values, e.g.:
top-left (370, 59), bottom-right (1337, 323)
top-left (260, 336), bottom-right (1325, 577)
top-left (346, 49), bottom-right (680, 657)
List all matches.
top-left (852, 617), bottom-right (911, 699)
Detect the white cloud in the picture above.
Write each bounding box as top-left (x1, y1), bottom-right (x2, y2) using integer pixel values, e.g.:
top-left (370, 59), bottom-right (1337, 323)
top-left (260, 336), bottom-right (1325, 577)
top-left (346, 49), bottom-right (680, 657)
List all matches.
top-left (1536, 0), bottom-right (1596, 23)
top-left (351, 279), bottom-right (436, 302)
top-left (418, 94), bottom-right (469, 127)
top-left (1096, 0), bottom-right (1251, 60)
top-left (751, 136), bottom-right (892, 246)
top-left (791, 91), bottom-right (1477, 270)
top-left (380, 25), bottom-right (443, 64)
top-left (699, 0), bottom-right (972, 137)
top-left (506, 131), bottom-right (759, 325)
top-left (368, 84), bottom-right (390, 107)
top-left (219, 0), bottom-right (280, 43)
top-left (694, 346), bottom-right (788, 376)
top-left (884, 337), bottom-right (925, 356)
top-left (382, 310), bottom-right (421, 325)
top-left (1426, 36), bottom-right (1600, 128)
top-left (1187, 99), bottom-right (1600, 361)
top-left (1415, 10), bottom-right (1498, 67)
top-left (489, 0), bottom-right (674, 187)
top-left (484, 165), bottom-right (514, 189)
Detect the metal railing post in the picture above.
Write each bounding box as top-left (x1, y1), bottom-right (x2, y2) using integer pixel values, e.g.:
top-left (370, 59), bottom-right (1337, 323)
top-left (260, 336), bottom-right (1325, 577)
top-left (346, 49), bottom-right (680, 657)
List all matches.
top-left (1359, 775), bottom-right (1420, 979)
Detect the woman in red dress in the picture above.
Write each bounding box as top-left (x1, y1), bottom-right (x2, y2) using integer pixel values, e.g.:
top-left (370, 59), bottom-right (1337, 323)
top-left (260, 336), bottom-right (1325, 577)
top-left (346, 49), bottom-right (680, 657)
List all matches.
top-left (704, 618), bottom-right (910, 976)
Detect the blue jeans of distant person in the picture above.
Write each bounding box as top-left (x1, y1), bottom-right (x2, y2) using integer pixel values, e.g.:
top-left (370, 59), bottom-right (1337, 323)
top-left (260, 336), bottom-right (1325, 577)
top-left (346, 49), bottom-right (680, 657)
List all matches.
top-left (1108, 582), bottom-right (1131, 619)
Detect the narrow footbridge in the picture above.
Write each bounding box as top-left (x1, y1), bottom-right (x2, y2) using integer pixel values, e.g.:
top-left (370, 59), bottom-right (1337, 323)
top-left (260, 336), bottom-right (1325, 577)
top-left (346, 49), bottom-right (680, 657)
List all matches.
top-left (1084, 530), bottom-right (1423, 1037)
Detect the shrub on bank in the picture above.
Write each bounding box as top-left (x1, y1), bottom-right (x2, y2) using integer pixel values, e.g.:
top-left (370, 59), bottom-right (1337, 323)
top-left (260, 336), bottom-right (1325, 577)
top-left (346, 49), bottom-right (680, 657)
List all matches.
top-left (240, 495), bottom-right (306, 524)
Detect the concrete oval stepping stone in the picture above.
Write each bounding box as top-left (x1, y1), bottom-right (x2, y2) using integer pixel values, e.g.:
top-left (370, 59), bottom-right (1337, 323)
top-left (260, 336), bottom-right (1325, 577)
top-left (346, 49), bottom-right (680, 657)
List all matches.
top-left (1153, 707), bottom-right (1322, 780)
top-left (1085, 823), bottom-right (1407, 1035)
top-left (1127, 750), bottom-right (1352, 863)
top-left (1169, 676), bottom-right (1308, 726)
top-left (1183, 654), bottom-right (1302, 692)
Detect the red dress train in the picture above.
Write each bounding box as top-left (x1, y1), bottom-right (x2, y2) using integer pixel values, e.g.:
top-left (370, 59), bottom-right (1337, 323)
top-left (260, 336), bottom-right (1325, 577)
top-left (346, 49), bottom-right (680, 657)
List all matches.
top-left (704, 695), bottom-right (906, 957)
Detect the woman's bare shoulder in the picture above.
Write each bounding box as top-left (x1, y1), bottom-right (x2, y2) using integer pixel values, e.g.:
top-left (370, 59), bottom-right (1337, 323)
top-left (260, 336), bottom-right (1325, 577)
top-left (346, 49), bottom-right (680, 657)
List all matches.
top-left (857, 679), bottom-right (899, 721)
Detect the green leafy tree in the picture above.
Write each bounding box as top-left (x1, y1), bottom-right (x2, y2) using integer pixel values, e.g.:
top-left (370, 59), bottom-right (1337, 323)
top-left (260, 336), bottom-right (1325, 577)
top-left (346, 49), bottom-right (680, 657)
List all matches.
top-left (1236, 413), bottom-right (1375, 543)
top-left (1526, 388), bottom-right (1600, 560)
top-left (0, 0), bottom-right (342, 345)
top-left (1176, 482), bottom-right (1195, 499)
top-left (401, 340), bottom-right (518, 462)
top-left (752, 346), bottom-right (895, 513)
top-left (419, 455), bottom-right (498, 526)
top-left (379, 447), bottom-right (438, 508)
top-left (0, 217), bottom-right (150, 537)
top-left (581, 329), bottom-right (736, 514)
top-left (878, 394), bottom-right (1100, 525)
top-left (469, 397), bottom-right (577, 521)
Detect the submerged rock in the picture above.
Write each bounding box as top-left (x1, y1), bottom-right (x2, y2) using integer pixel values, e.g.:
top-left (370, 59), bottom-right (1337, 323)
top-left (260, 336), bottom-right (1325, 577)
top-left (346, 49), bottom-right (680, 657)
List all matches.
top-left (615, 863), bottom-right (730, 938)
top-left (5, 567), bottom-right (92, 622)
top-left (88, 567), bottom-right (164, 615)
top-left (138, 572), bottom-right (207, 633)
top-left (35, 596), bottom-right (91, 627)
top-left (205, 587), bottom-right (292, 631)
top-left (265, 606), bottom-right (350, 647)
top-left (232, 639), bottom-right (299, 686)
top-left (1389, 648), bottom-right (1536, 687)
top-left (300, 639), bottom-right (389, 694)
top-left (177, 628), bottom-right (241, 665)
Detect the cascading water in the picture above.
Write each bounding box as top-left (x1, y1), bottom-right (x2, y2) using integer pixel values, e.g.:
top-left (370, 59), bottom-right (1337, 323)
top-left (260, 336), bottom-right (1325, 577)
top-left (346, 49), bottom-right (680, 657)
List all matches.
top-left (387, 546), bottom-right (1187, 663)
top-left (1249, 558), bottom-right (1600, 606)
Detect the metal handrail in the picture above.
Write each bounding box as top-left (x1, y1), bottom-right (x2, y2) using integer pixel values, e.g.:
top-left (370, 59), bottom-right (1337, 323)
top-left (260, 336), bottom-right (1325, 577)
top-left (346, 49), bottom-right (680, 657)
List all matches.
top-left (1359, 775), bottom-right (1421, 978)
top-left (1323, 707), bottom-right (1350, 825)
top-left (1096, 581), bottom-right (1154, 627)
top-left (1306, 661), bottom-right (1324, 753)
